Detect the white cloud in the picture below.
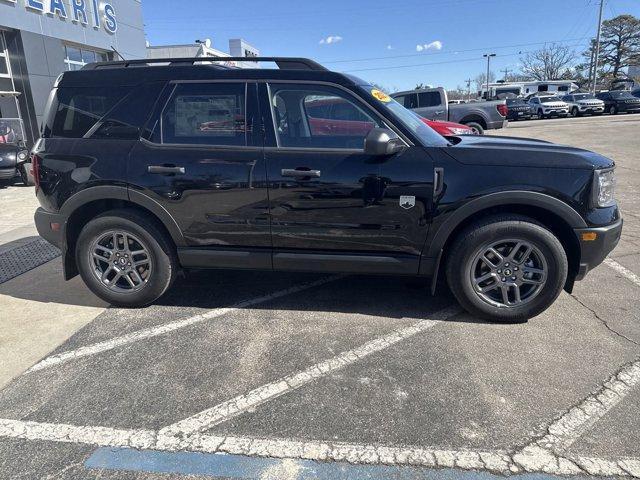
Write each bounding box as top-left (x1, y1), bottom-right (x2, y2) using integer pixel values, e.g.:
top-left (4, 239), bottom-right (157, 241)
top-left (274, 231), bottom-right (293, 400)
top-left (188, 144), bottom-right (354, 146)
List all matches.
top-left (386, 44), bottom-right (393, 50)
top-left (416, 40), bottom-right (443, 52)
top-left (319, 35), bottom-right (343, 45)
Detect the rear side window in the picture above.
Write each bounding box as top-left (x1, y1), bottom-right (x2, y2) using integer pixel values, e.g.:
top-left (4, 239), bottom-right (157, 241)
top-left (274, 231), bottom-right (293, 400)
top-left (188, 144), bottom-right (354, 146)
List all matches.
top-left (418, 91), bottom-right (441, 107)
top-left (48, 87), bottom-right (131, 138)
top-left (161, 83), bottom-right (246, 146)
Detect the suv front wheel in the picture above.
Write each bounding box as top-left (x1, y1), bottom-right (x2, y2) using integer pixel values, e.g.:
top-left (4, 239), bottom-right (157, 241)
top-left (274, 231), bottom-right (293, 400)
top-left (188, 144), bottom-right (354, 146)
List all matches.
top-left (446, 215), bottom-right (567, 322)
top-left (76, 209), bottom-right (177, 307)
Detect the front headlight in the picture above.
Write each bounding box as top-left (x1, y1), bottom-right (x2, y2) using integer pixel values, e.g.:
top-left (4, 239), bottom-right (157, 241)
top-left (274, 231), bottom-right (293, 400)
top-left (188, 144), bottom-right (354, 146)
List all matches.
top-left (592, 168), bottom-right (616, 208)
top-left (449, 127), bottom-right (473, 135)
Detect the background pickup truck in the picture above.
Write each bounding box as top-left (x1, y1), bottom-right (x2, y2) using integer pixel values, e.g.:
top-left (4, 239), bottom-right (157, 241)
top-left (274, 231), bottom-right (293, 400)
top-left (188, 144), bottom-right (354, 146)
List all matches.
top-left (391, 87), bottom-right (507, 134)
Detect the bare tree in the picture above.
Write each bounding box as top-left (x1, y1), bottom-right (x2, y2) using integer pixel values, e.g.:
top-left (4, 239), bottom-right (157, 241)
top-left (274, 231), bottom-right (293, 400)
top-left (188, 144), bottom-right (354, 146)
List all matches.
top-left (520, 44), bottom-right (577, 81)
top-left (474, 71), bottom-right (495, 91)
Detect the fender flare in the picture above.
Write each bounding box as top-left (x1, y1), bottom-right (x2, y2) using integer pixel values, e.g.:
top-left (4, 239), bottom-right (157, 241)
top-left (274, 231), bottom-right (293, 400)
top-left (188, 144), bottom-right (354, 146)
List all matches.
top-left (59, 185), bottom-right (186, 246)
top-left (424, 190), bottom-right (587, 259)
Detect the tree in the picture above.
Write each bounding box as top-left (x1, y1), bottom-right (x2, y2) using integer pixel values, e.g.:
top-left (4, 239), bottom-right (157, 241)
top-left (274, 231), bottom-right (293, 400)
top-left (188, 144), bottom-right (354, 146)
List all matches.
top-left (520, 44), bottom-right (577, 80)
top-left (474, 71), bottom-right (495, 92)
top-left (588, 15), bottom-right (640, 81)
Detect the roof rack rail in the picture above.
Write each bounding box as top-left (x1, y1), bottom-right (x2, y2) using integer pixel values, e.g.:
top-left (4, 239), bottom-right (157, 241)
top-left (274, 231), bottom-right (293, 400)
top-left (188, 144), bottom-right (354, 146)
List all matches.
top-left (82, 57), bottom-right (328, 71)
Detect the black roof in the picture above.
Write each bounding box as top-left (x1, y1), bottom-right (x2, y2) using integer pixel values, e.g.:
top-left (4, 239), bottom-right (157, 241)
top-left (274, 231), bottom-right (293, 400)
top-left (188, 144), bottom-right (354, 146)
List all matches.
top-left (58, 57), bottom-right (362, 88)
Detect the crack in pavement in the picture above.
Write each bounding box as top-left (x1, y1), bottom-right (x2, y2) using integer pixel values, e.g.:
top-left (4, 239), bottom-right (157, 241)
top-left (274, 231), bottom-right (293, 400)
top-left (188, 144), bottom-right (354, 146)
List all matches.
top-left (569, 292), bottom-right (640, 347)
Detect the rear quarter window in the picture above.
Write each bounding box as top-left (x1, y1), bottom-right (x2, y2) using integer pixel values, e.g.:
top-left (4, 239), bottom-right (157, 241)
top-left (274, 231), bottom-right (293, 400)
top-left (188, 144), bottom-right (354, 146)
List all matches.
top-left (45, 86), bottom-right (132, 138)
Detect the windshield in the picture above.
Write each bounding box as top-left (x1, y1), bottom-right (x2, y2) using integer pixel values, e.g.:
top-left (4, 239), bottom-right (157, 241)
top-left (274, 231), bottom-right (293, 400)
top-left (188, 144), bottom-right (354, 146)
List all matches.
top-left (573, 94), bottom-right (595, 101)
top-left (610, 91), bottom-right (635, 99)
top-left (0, 118), bottom-right (25, 144)
top-left (358, 86), bottom-right (449, 147)
top-left (540, 97), bottom-right (562, 103)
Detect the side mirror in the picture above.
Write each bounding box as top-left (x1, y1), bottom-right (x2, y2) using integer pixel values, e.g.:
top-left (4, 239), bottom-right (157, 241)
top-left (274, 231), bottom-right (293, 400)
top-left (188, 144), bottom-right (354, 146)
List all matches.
top-left (364, 128), bottom-right (406, 156)
top-left (17, 139), bottom-right (27, 149)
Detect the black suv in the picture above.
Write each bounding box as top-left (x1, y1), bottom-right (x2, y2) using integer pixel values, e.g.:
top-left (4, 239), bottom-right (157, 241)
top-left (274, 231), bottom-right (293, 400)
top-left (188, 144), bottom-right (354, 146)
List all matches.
top-left (596, 90), bottom-right (640, 115)
top-left (33, 57), bottom-right (622, 321)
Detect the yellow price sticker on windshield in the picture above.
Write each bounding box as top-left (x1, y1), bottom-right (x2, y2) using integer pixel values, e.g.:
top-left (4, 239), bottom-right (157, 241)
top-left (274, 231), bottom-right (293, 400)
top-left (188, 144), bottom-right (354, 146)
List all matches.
top-left (371, 89), bottom-right (392, 103)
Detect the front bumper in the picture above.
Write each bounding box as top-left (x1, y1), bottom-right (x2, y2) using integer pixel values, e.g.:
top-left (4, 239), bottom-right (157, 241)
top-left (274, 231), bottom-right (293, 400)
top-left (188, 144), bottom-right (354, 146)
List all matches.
top-left (543, 108), bottom-right (568, 116)
top-left (574, 218), bottom-right (623, 280)
top-left (0, 167), bottom-right (18, 180)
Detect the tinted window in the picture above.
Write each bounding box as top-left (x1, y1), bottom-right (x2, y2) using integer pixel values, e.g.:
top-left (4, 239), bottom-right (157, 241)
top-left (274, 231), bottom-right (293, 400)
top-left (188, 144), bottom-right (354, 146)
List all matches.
top-left (418, 91), bottom-right (441, 107)
top-left (395, 93), bottom-right (418, 109)
top-left (161, 83), bottom-right (246, 146)
top-left (49, 86), bottom-right (131, 138)
top-left (270, 84), bottom-right (381, 149)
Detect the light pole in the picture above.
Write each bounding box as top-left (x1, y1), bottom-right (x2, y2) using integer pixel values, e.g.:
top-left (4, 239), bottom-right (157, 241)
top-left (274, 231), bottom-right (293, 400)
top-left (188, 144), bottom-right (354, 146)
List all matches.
top-left (483, 53), bottom-right (496, 100)
top-left (591, 0), bottom-right (605, 93)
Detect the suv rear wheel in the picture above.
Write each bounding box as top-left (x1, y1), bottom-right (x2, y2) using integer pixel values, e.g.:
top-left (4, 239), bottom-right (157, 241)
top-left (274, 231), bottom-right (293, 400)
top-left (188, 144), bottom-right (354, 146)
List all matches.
top-left (76, 209), bottom-right (177, 307)
top-left (445, 215), bottom-right (567, 322)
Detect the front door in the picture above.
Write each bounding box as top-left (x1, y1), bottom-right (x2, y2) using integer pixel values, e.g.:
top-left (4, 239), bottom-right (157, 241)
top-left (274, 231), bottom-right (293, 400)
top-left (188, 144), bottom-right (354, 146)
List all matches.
top-left (260, 82), bottom-right (434, 274)
top-left (130, 81), bottom-right (271, 269)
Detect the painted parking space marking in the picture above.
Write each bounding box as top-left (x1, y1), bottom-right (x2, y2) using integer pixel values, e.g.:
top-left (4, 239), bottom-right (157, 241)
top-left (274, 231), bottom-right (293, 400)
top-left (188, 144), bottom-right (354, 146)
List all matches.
top-left (27, 275), bottom-right (344, 373)
top-left (159, 305), bottom-right (462, 438)
top-left (605, 258), bottom-right (640, 288)
top-left (3, 417), bottom-right (640, 477)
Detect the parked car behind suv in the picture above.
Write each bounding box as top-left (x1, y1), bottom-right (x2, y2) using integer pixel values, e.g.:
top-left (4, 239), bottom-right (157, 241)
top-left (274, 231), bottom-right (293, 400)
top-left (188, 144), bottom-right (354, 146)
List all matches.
top-left (528, 95), bottom-right (569, 119)
top-left (505, 98), bottom-right (534, 121)
top-left (596, 90), bottom-right (640, 114)
top-left (0, 118), bottom-right (33, 186)
top-left (391, 87), bottom-right (507, 134)
top-left (561, 93), bottom-right (605, 117)
top-left (33, 57), bottom-right (622, 321)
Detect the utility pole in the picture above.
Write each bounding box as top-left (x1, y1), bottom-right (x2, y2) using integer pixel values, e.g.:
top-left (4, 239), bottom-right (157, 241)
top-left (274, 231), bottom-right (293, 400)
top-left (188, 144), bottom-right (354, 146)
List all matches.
top-left (501, 67), bottom-right (511, 81)
top-left (591, 0), bottom-right (605, 93)
top-left (465, 78), bottom-right (472, 101)
top-left (483, 53), bottom-right (496, 100)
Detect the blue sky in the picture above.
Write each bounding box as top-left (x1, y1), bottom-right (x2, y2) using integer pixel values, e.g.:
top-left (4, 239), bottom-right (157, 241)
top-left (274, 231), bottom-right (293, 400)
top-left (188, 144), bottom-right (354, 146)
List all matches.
top-left (143, 0), bottom-right (640, 92)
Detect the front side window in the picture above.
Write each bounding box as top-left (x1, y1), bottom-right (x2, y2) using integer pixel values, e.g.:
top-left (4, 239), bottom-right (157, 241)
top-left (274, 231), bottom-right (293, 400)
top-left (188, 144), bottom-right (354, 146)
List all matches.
top-left (269, 84), bottom-right (380, 149)
top-left (0, 32), bottom-right (9, 77)
top-left (161, 83), bottom-right (246, 146)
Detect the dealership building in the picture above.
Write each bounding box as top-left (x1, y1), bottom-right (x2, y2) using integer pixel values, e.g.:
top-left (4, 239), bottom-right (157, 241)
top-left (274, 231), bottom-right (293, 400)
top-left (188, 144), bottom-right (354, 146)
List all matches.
top-left (0, 0), bottom-right (146, 145)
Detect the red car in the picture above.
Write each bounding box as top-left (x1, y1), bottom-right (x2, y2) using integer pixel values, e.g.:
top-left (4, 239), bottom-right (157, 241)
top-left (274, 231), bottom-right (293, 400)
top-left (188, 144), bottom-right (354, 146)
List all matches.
top-left (420, 117), bottom-right (476, 136)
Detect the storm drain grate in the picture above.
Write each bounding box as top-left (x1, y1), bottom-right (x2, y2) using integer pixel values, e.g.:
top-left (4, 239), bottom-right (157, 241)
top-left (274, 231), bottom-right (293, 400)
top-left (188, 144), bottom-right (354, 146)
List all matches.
top-left (0, 238), bottom-right (60, 284)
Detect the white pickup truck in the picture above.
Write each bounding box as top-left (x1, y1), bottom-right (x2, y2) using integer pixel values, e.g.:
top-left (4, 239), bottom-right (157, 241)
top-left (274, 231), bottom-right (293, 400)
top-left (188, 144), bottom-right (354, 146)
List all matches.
top-left (391, 87), bottom-right (508, 134)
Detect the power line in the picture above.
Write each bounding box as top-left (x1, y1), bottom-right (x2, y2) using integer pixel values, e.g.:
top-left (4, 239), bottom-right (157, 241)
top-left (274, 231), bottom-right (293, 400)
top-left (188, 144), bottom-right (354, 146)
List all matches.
top-left (324, 37), bottom-right (591, 65)
top-left (343, 41), bottom-right (591, 73)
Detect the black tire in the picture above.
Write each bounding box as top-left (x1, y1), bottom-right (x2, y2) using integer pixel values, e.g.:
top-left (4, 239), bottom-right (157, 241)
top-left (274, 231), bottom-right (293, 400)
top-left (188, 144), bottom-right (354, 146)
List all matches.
top-left (19, 163), bottom-right (35, 186)
top-left (445, 215), bottom-right (567, 322)
top-left (571, 107), bottom-right (579, 117)
top-left (464, 122), bottom-right (484, 135)
top-left (76, 209), bottom-right (178, 307)
top-left (609, 105), bottom-right (618, 115)
top-left (537, 109), bottom-right (545, 119)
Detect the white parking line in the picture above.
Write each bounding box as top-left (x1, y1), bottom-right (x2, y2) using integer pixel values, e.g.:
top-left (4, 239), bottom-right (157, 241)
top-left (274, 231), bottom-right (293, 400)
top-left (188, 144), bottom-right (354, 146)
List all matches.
top-left (160, 305), bottom-right (461, 438)
top-left (2, 418), bottom-right (640, 477)
top-left (605, 258), bottom-right (640, 288)
top-left (27, 275), bottom-right (344, 373)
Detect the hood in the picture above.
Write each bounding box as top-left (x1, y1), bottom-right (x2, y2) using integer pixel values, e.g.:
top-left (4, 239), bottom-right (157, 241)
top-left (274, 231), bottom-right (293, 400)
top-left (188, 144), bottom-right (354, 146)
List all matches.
top-left (444, 135), bottom-right (615, 170)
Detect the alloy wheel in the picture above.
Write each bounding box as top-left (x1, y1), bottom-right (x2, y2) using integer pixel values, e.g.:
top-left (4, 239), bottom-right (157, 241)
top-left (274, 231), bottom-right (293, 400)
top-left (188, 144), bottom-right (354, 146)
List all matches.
top-left (89, 230), bottom-right (152, 293)
top-left (469, 239), bottom-right (547, 308)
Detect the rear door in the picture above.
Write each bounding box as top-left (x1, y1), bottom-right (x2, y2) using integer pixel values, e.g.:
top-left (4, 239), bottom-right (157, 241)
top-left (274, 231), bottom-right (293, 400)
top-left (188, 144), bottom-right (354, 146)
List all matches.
top-left (414, 90), bottom-right (447, 121)
top-left (129, 81), bottom-right (272, 269)
top-left (260, 82), bottom-right (434, 274)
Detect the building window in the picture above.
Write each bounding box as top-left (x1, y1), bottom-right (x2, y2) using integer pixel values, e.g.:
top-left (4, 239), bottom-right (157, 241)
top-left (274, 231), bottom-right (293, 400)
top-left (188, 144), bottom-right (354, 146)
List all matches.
top-left (63, 45), bottom-right (110, 71)
top-left (0, 33), bottom-right (10, 78)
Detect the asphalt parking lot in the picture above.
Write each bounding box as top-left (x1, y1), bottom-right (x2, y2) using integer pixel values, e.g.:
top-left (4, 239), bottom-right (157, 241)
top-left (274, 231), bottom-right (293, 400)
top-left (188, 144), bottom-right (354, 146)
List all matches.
top-left (0, 114), bottom-right (639, 479)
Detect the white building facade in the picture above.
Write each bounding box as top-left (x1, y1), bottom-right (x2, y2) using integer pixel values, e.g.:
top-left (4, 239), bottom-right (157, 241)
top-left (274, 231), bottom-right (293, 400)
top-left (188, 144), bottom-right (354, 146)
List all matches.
top-left (147, 38), bottom-right (260, 69)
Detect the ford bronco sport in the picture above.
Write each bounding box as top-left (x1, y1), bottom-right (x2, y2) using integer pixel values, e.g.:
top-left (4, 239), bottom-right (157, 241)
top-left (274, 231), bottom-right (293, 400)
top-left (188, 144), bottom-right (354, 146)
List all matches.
top-left (33, 57), bottom-right (622, 321)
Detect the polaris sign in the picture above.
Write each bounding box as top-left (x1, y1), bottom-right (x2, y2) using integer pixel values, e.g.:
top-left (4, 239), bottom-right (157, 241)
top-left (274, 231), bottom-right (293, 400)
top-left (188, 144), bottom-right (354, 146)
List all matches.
top-left (2, 0), bottom-right (117, 33)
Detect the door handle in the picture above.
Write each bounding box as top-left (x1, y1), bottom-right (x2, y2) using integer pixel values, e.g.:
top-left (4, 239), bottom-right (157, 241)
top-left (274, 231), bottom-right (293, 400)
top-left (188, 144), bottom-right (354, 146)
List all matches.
top-left (148, 165), bottom-right (185, 175)
top-left (435, 110), bottom-right (445, 115)
top-left (281, 168), bottom-right (321, 178)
